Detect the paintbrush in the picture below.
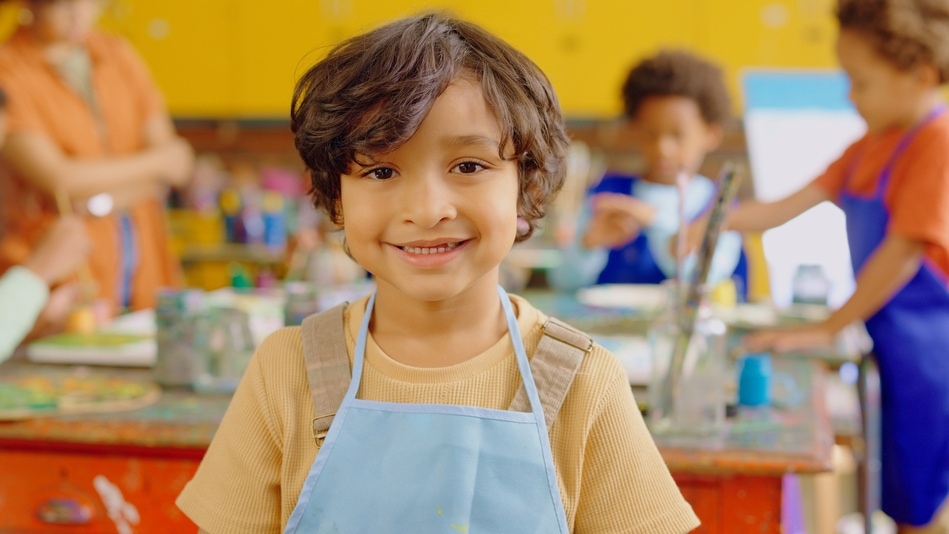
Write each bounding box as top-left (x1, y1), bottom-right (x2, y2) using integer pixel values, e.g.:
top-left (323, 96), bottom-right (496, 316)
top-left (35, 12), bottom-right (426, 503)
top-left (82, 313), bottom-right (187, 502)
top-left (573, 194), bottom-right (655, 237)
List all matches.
top-left (675, 169), bottom-right (689, 288)
top-left (53, 189), bottom-right (97, 303)
top-left (666, 163), bottom-right (742, 417)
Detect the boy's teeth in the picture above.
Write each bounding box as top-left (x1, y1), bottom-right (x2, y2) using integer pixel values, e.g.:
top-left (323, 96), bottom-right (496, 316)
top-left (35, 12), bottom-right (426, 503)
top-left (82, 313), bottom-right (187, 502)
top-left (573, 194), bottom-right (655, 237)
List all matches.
top-left (401, 242), bottom-right (459, 254)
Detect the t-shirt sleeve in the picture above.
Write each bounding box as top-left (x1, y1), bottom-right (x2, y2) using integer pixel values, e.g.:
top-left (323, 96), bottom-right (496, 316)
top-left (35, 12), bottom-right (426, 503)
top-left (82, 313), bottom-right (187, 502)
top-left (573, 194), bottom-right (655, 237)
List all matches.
top-left (0, 266), bottom-right (49, 361)
top-left (176, 337), bottom-right (285, 534)
top-left (548, 200), bottom-right (609, 291)
top-left (886, 128), bottom-right (949, 245)
top-left (573, 354), bottom-right (700, 533)
top-left (811, 140), bottom-right (864, 202)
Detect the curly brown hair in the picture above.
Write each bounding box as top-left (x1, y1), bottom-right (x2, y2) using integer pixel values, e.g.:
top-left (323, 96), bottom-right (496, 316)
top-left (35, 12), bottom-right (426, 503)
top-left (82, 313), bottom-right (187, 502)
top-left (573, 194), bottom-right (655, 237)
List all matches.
top-left (620, 49), bottom-right (731, 126)
top-left (836, 0), bottom-right (949, 82)
top-left (290, 12), bottom-right (569, 242)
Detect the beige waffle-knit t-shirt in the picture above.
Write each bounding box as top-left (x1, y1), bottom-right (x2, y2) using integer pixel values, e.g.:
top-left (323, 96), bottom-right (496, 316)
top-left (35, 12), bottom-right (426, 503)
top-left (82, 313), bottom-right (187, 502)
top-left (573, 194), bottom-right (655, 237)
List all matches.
top-left (176, 293), bottom-right (699, 533)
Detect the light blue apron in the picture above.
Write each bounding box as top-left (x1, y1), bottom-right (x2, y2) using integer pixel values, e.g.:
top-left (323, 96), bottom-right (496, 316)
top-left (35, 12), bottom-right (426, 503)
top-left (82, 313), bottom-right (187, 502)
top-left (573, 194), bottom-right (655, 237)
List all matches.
top-left (285, 286), bottom-right (570, 533)
top-left (840, 106), bottom-right (949, 525)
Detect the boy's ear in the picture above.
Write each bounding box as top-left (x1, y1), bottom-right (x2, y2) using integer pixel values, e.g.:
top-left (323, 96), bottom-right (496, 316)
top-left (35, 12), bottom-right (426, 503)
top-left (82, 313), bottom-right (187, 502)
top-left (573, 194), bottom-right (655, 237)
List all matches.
top-left (704, 122), bottom-right (725, 152)
top-left (915, 62), bottom-right (940, 88)
top-left (332, 200), bottom-right (345, 228)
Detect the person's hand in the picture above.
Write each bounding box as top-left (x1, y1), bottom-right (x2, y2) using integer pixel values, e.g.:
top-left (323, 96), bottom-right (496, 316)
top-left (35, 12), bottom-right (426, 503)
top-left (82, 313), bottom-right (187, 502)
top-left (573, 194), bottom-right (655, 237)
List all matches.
top-left (581, 193), bottom-right (650, 249)
top-left (742, 323), bottom-right (836, 353)
top-left (22, 216), bottom-right (92, 285)
top-left (670, 215), bottom-right (709, 259)
top-left (155, 137), bottom-right (195, 187)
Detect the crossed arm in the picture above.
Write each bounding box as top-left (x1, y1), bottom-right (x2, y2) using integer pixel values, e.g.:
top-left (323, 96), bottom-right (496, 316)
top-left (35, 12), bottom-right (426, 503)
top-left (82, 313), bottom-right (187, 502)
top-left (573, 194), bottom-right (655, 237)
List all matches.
top-left (1, 112), bottom-right (194, 212)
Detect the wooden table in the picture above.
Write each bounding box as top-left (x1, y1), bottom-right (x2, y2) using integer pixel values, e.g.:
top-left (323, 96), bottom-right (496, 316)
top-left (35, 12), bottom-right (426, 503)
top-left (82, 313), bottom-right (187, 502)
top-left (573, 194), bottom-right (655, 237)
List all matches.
top-left (657, 357), bottom-right (835, 533)
top-left (525, 289), bottom-right (840, 533)
top-left (0, 291), bottom-right (838, 533)
top-left (0, 362), bottom-right (225, 533)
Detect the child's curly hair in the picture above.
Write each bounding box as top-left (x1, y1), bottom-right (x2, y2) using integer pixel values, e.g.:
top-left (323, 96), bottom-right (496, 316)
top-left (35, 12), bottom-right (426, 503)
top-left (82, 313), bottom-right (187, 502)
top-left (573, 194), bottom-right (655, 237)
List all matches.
top-left (836, 0), bottom-right (949, 82)
top-left (620, 50), bottom-right (731, 126)
top-left (290, 12), bottom-right (569, 242)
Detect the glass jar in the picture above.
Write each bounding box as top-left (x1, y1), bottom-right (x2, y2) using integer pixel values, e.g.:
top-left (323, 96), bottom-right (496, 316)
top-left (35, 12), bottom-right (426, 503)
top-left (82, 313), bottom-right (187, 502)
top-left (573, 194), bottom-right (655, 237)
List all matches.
top-left (647, 280), bottom-right (727, 435)
top-left (153, 288), bottom-right (205, 388)
top-left (192, 307), bottom-right (256, 393)
top-left (283, 281), bottom-right (320, 326)
top-left (791, 264), bottom-right (831, 305)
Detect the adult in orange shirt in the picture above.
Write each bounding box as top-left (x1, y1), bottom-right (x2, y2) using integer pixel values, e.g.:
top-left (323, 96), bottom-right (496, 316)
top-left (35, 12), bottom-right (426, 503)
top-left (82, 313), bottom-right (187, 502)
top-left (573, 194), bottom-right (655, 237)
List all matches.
top-left (0, 0), bottom-right (193, 325)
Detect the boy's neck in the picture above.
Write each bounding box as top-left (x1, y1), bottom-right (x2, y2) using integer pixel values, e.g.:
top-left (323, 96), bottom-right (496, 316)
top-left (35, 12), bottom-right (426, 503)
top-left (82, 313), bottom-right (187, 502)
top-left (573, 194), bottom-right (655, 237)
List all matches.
top-left (894, 90), bottom-right (944, 131)
top-left (368, 275), bottom-right (510, 368)
top-left (640, 172), bottom-right (692, 186)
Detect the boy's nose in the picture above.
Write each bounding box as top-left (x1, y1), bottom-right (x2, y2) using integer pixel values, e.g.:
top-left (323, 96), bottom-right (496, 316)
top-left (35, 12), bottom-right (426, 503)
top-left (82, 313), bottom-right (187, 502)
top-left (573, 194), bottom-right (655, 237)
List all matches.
top-left (657, 136), bottom-right (678, 158)
top-left (400, 173), bottom-right (457, 228)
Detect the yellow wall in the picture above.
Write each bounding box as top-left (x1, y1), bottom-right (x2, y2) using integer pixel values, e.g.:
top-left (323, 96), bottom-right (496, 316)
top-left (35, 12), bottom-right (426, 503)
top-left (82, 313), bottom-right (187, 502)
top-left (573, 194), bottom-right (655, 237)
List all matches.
top-left (0, 0), bottom-right (840, 119)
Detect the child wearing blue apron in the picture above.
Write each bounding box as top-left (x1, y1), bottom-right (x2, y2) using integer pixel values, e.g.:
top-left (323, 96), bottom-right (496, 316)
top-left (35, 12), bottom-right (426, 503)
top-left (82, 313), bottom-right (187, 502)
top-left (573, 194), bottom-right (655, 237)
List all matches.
top-left (700, 1), bottom-right (949, 529)
top-left (551, 50), bottom-right (746, 298)
top-left (176, 13), bottom-right (700, 533)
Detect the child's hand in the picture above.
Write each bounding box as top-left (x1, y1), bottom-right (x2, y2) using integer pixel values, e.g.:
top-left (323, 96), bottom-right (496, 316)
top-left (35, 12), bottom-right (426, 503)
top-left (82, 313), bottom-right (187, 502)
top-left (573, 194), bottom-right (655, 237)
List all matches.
top-left (23, 216), bottom-right (92, 285)
top-left (670, 215), bottom-right (709, 259)
top-left (742, 323), bottom-right (836, 353)
top-left (581, 193), bottom-right (653, 249)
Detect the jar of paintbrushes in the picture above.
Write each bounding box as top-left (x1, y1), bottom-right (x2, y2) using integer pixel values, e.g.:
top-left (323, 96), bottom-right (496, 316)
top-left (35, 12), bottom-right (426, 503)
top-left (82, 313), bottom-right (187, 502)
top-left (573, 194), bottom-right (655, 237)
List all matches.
top-left (647, 163), bottom-right (742, 436)
top-left (647, 280), bottom-right (727, 435)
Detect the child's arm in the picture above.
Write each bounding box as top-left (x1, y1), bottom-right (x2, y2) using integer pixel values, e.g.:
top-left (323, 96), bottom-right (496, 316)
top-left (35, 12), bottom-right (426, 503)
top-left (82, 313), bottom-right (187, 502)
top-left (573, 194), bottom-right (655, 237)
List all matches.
top-left (727, 182), bottom-right (829, 232)
top-left (548, 201), bottom-right (610, 291)
top-left (581, 192), bottom-right (656, 249)
top-left (549, 192), bottom-right (654, 292)
top-left (1, 131), bottom-right (193, 212)
top-left (745, 232), bottom-right (924, 353)
top-left (682, 183), bottom-right (830, 253)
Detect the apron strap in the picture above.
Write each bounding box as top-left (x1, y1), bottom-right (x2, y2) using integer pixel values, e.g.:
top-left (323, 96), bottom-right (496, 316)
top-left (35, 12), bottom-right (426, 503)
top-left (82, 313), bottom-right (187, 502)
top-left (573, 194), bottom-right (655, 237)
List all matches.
top-left (302, 306), bottom-right (592, 441)
top-left (302, 302), bottom-right (351, 445)
top-left (509, 317), bottom-right (592, 430)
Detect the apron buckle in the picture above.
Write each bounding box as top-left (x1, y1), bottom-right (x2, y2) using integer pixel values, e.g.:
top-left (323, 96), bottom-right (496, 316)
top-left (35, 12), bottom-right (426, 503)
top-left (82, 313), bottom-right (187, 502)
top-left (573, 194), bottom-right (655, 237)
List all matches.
top-left (542, 319), bottom-right (594, 353)
top-left (312, 412), bottom-right (336, 446)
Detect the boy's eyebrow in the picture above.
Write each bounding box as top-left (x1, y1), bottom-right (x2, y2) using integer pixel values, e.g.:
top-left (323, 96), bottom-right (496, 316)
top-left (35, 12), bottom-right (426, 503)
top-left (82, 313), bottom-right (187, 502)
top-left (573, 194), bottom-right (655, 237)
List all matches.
top-left (443, 134), bottom-right (502, 151)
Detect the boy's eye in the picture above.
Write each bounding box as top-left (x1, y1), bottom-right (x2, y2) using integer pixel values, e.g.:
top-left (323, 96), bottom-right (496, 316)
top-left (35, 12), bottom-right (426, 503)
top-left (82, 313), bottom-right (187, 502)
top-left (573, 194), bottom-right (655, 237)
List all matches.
top-left (453, 161), bottom-right (485, 174)
top-left (365, 167), bottom-right (396, 180)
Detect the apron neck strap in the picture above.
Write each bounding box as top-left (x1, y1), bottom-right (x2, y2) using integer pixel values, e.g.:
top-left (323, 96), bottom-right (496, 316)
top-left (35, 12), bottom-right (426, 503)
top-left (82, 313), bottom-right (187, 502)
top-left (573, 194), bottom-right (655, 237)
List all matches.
top-left (302, 290), bottom-right (593, 442)
top-left (508, 316), bottom-right (591, 429)
top-left (859, 104), bottom-right (947, 195)
top-left (302, 302), bottom-right (352, 445)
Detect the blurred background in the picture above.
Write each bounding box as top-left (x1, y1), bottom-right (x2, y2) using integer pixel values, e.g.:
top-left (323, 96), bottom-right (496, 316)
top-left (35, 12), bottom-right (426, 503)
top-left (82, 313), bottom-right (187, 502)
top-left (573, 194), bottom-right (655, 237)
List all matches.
top-left (0, 0), bottom-right (839, 119)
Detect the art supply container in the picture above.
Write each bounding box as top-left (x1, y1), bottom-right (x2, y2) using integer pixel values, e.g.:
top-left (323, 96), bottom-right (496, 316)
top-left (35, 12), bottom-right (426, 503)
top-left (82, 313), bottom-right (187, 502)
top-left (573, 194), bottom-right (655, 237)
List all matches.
top-left (737, 352), bottom-right (774, 421)
top-left (192, 307), bottom-right (255, 393)
top-left (284, 282), bottom-right (320, 326)
top-left (647, 280), bottom-right (727, 435)
top-left (791, 264), bottom-right (831, 305)
top-left (153, 288), bottom-right (205, 388)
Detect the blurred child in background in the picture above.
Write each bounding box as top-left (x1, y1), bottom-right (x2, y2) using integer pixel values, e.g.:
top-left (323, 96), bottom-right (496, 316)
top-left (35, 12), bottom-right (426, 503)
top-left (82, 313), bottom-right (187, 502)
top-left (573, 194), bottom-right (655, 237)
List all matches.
top-left (550, 49), bottom-right (746, 297)
top-left (686, 0), bottom-right (949, 530)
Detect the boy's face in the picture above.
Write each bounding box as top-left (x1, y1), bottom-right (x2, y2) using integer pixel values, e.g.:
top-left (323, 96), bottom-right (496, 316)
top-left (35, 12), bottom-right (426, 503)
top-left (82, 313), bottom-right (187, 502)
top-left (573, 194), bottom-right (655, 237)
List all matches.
top-left (836, 29), bottom-right (935, 134)
top-left (0, 110), bottom-right (7, 146)
top-left (629, 95), bottom-right (722, 185)
top-left (338, 78), bottom-right (519, 304)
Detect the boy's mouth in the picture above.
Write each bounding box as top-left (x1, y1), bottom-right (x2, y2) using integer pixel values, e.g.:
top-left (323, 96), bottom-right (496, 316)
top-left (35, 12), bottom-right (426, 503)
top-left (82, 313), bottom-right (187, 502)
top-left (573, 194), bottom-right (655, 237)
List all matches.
top-left (399, 242), bottom-right (462, 255)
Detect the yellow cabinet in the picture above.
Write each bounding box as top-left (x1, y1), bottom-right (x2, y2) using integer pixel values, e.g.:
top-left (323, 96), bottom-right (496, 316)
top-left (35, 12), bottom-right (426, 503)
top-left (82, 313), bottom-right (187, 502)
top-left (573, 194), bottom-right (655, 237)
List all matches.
top-left (0, 0), bottom-right (840, 119)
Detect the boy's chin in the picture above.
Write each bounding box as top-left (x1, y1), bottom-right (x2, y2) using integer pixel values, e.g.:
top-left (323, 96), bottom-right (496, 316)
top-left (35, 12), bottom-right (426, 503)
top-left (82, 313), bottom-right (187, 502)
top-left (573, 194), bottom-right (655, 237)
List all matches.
top-left (643, 172), bottom-right (679, 186)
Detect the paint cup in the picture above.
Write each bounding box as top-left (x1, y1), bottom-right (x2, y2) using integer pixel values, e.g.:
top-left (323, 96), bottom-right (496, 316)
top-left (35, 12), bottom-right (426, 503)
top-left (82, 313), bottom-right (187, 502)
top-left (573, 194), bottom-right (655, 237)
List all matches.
top-left (738, 352), bottom-right (773, 408)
